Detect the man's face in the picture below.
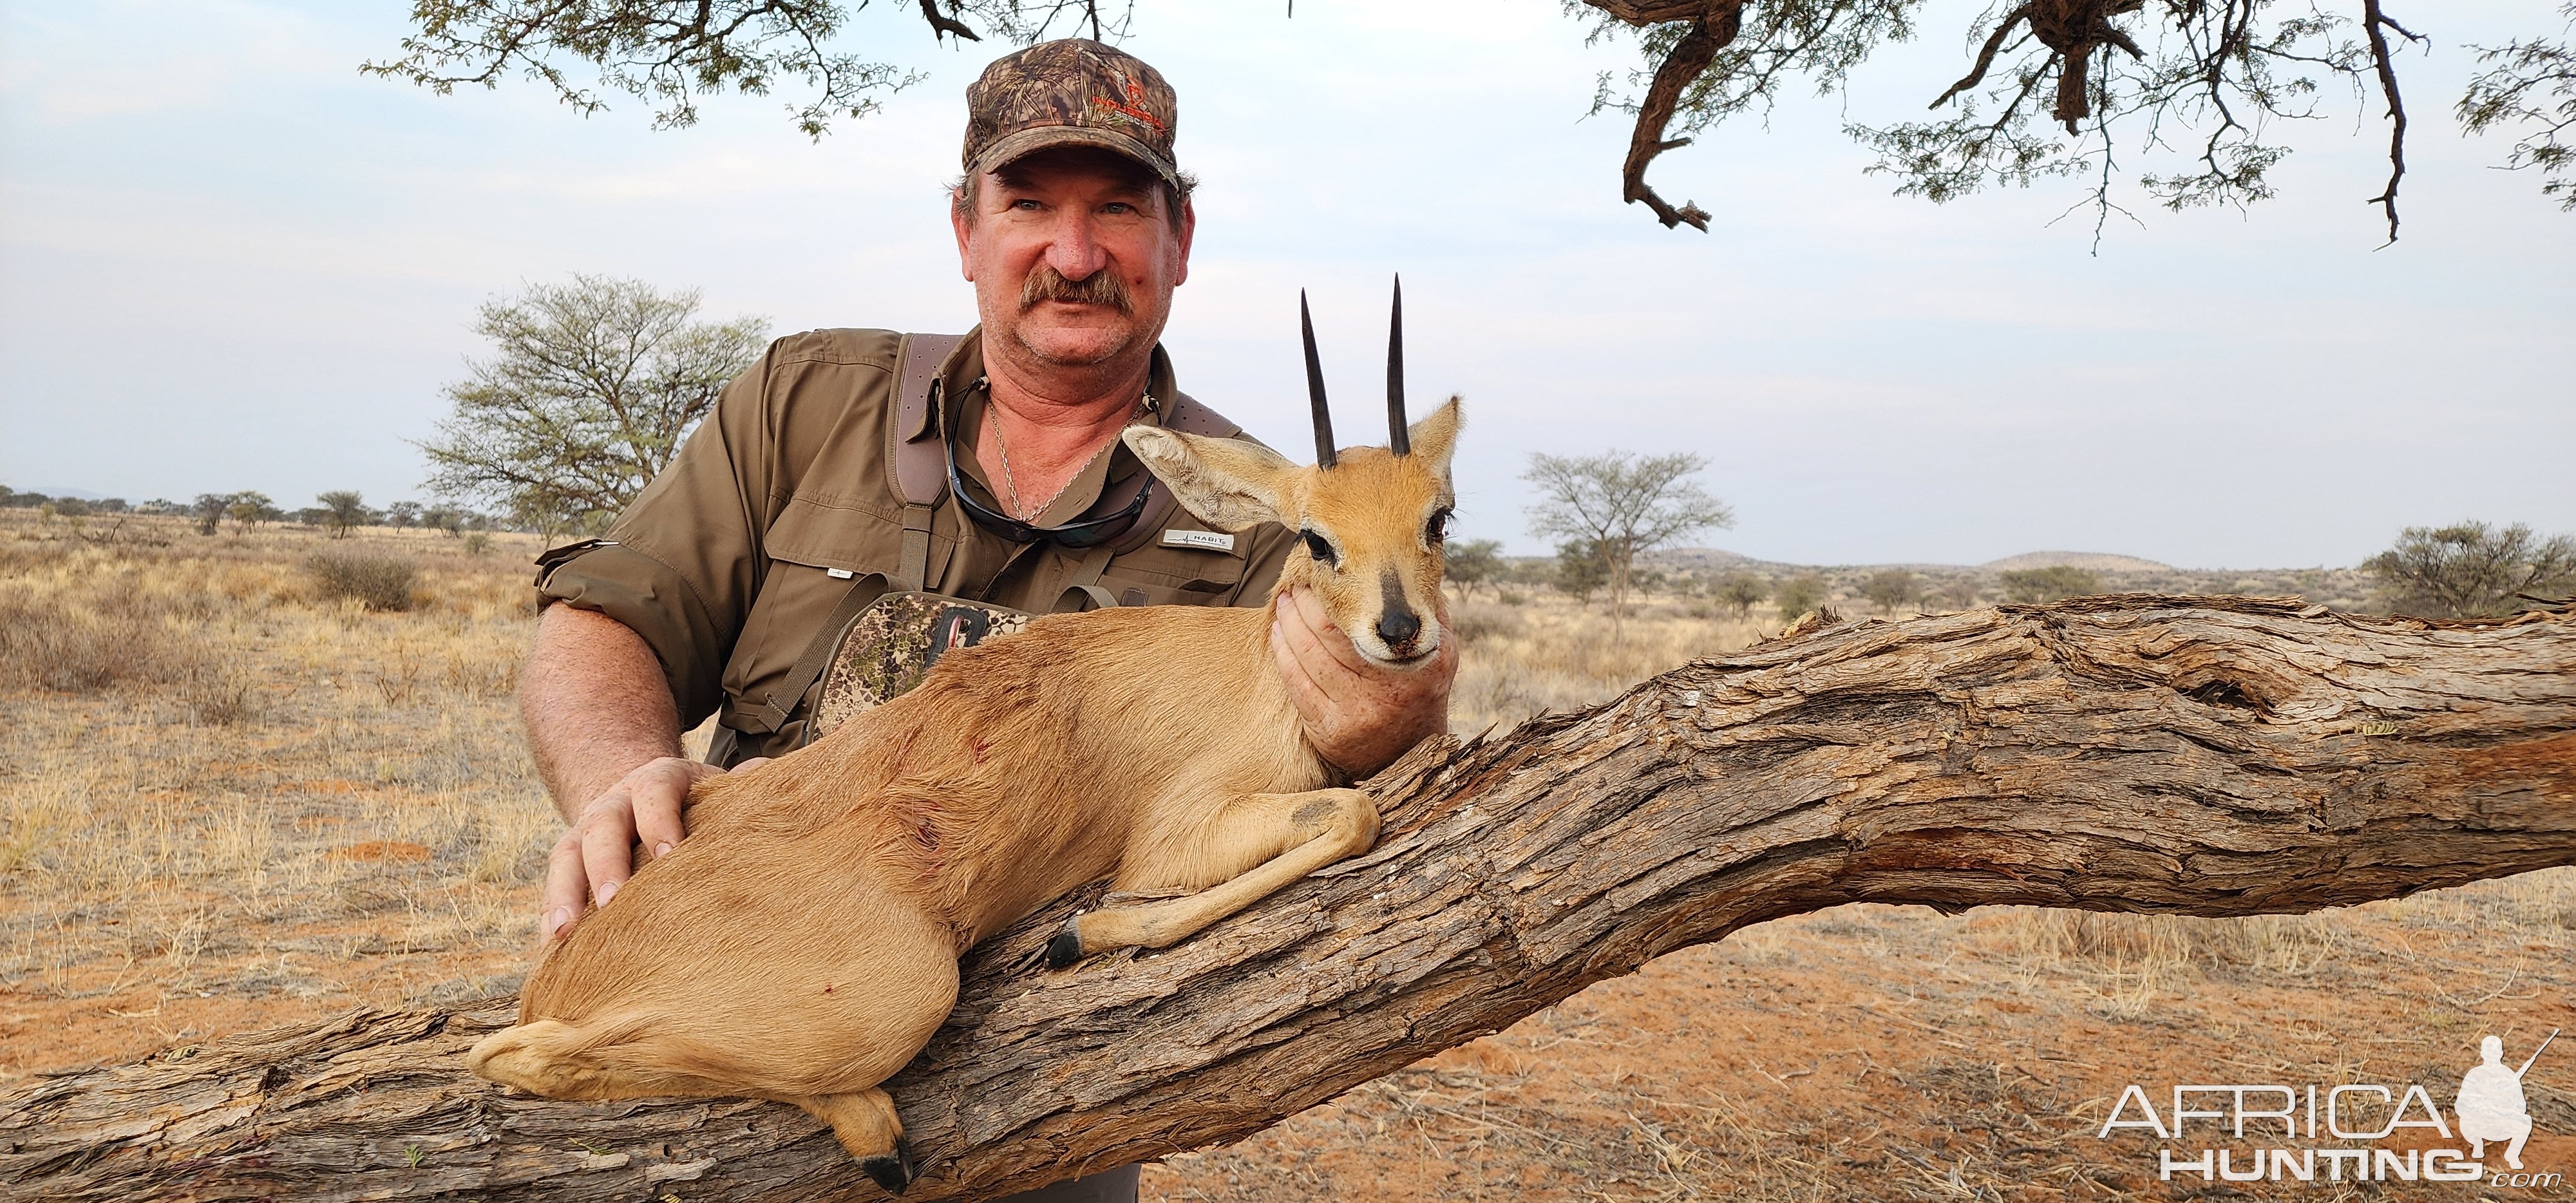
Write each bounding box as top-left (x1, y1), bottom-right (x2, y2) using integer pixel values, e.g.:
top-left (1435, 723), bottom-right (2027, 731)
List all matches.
top-left (952, 147), bottom-right (1194, 375)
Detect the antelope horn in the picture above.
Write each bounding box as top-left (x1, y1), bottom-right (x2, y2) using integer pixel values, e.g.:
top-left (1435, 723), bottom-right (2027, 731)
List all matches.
top-left (1301, 290), bottom-right (1335, 469)
top-left (1386, 274), bottom-right (1409, 456)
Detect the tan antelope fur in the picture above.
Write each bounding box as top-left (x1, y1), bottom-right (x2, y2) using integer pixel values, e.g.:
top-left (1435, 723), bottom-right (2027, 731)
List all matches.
top-left (468, 295), bottom-right (1461, 1192)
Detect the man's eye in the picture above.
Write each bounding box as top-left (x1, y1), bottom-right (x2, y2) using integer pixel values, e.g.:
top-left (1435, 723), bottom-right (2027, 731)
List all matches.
top-left (1012, 198), bottom-right (1043, 211)
top-left (1300, 530), bottom-right (1337, 567)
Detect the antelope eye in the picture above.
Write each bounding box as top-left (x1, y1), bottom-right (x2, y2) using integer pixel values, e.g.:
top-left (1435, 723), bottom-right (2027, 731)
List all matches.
top-left (1426, 507), bottom-right (1454, 545)
top-left (1300, 529), bottom-right (1338, 567)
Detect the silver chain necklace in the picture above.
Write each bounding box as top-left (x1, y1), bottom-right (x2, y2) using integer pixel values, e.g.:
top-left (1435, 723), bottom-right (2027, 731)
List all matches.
top-left (985, 391), bottom-right (1151, 521)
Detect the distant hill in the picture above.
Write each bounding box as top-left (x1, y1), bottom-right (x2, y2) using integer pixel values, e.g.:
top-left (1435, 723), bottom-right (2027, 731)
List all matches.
top-left (1515, 545), bottom-right (2371, 611)
top-left (1980, 551), bottom-right (2175, 573)
top-left (1645, 547), bottom-right (2179, 574)
top-left (1646, 547), bottom-right (1755, 571)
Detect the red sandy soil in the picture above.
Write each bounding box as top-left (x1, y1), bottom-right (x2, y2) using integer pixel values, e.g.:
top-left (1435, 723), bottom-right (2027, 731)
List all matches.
top-left (8, 877), bottom-right (2571, 1201)
top-left (1142, 898), bottom-right (2576, 1202)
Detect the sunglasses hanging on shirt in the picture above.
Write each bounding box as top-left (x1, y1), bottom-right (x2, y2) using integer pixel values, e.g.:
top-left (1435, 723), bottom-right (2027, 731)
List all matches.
top-left (945, 383), bottom-right (1156, 548)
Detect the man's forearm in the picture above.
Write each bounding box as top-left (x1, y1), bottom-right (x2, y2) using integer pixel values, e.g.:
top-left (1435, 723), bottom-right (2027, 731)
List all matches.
top-left (522, 604), bottom-right (687, 822)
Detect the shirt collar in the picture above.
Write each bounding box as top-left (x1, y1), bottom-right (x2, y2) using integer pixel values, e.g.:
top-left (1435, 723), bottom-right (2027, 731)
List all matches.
top-left (908, 327), bottom-right (1180, 446)
top-left (930, 327), bottom-right (1179, 524)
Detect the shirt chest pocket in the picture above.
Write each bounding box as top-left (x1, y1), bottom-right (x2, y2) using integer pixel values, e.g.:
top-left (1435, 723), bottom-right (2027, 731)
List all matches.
top-left (725, 495), bottom-right (949, 701)
top-left (761, 493), bottom-right (920, 577)
top-left (1097, 537), bottom-right (1249, 607)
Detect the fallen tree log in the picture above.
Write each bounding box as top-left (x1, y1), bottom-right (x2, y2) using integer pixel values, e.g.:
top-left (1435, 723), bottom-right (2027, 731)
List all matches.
top-left (6, 596), bottom-right (2573, 1202)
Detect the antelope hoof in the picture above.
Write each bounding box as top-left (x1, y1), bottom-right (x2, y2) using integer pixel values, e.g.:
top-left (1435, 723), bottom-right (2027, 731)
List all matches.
top-left (860, 1135), bottom-right (916, 1193)
top-left (1045, 918), bottom-right (1085, 970)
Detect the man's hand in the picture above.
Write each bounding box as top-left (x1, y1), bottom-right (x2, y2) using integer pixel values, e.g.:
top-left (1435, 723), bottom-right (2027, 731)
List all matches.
top-left (1271, 585), bottom-right (1456, 778)
top-left (540, 756), bottom-right (764, 941)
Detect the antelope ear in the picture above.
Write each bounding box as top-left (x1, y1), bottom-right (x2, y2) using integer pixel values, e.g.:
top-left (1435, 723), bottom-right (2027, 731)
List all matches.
top-left (1124, 427), bottom-right (1299, 533)
top-left (1406, 397), bottom-right (1463, 478)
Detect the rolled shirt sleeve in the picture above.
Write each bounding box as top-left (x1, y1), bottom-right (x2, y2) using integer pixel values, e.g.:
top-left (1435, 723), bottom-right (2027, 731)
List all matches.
top-left (535, 345), bottom-right (782, 728)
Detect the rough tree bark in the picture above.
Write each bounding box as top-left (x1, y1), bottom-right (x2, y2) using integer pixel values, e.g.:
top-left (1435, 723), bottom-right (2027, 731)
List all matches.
top-left (6, 596), bottom-right (2573, 1202)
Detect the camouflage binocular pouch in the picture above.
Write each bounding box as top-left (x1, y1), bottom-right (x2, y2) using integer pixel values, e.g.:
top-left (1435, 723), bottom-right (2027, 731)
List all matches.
top-left (799, 586), bottom-right (1034, 746)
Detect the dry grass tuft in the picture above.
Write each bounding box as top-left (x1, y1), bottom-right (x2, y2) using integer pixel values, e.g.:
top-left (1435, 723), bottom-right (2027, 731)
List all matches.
top-left (0, 592), bottom-right (200, 693)
top-left (305, 549), bottom-right (421, 612)
top-left (1446, 596), bottom-right (1773, 734)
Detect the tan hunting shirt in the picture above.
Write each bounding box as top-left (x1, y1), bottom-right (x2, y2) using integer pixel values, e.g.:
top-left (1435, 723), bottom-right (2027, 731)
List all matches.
top-left (535, 327), bottom-right (1294, 759)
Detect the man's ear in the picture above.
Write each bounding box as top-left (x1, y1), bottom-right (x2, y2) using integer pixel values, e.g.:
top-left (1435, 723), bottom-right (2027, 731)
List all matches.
top-left (1406, 396), bottom-right (1464, 478)
top-left (951, 183), bottom-right (977, 282)
top-left (1124, 427), bottom-right (1297, 532)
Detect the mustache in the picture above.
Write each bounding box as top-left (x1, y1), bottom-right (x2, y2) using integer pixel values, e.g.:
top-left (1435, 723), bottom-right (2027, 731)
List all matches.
top-left (1019, 265), bottom-right (1133, 315)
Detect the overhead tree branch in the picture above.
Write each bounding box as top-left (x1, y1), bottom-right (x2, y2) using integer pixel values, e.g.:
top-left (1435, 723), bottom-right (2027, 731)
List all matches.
top-left (2360, 0), bottom-right (2426, 242)
top-left (6, 597), bottom-right (2574, 1202)
top-left (1586, 1), bottom-right (1748, 231)
top-left (916, 0), bottom-right (980, 42)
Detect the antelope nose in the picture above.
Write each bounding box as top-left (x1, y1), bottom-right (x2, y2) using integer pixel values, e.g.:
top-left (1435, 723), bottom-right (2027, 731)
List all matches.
top-left (1376, 609), bottom-right (1421, 647)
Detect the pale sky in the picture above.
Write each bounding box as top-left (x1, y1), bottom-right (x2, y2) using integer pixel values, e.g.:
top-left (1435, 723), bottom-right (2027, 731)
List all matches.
top-left (3, 0), bottom-right (2570, 568)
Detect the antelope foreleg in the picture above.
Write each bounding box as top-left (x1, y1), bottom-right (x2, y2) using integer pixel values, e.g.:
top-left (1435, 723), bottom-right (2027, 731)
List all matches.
top-left (1050, 788), bottom-right (1378, 967)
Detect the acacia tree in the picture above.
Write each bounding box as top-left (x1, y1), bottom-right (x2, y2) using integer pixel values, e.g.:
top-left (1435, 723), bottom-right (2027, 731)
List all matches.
top-left (1553, 538), bottom-right (1609, 603)
top-left (315, 490), bottom-right (374, 538)
top-left (1442, 538), bottom-right (1505, 602)
top-left (1524, 450), bottom-right (1732, 626)
top-left (190, 492), bottom-right (231, 536)
top-left (1861, 567), bottom-right (1920, 614)
top-left (225, 491), bottom-right (279, 531)
top-left (2363, 520), bottom-right (2576, 617)
top-left (366, 1), bottom-right (2576, 242)
top-left (417, 276), bottom-right (769, 536)
top-left (1774, 571), bottom-right (1824, 621)
top-left (1713, 571), bottom-right (1766, 617)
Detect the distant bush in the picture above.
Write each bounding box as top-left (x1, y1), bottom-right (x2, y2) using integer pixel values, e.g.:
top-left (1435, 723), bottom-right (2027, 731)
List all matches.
top-left (0, 594), bottom-right (197, 692)
top-left (1554, 540), bottom-right (1607, 604)
top-left (1775, 574), bottom-right (1826, 623)
top-left (1450, 603), bottom-right (1526, 645)
top-left (1443, 538), bottom-right (1504, 601)
top-left (1862, 569), bottom-right (1921, 614)
top-left (1712, 573), bottom-right (1768, 618)
top-left (306, 551), bottom-right (419, 612)
top-left (2000, 565), bottom-right (2100, 603)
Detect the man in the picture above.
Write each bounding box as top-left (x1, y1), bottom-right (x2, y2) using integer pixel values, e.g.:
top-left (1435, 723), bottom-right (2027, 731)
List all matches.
top-left (518, 38), bottom-right (1454, 1202)
top-left (2456, 1034), bottom-right (2537, 1170)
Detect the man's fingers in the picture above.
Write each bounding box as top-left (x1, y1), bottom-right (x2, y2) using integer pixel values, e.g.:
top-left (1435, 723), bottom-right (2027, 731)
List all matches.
top-left (578, 793), bottom-right (640, 907)
top-left (629, 768), bottom-right (691, 864)
top-left (1283, 586), bottom-right (1372, 674)
top-left (540, 833), bottom-right (587, 942)
top-left (1272, 616), bottom-right (1330, 717)
top-left (1275, 593), bottom-right (1363, 692)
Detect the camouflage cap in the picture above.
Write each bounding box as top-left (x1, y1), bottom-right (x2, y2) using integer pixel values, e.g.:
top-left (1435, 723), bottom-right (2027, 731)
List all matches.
top-left (963, 39), bottom-right (1180, 190)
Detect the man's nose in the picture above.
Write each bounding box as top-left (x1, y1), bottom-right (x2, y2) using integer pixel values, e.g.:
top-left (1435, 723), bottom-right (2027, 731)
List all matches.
top-left (1043, 212), bottom-right (1108, 281)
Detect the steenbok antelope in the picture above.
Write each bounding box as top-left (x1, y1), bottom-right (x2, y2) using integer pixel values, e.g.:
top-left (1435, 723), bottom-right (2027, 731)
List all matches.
top-left (468, 285), bottom-right (1461, 1191)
